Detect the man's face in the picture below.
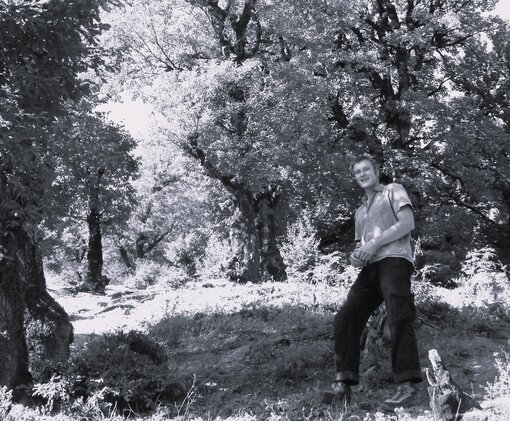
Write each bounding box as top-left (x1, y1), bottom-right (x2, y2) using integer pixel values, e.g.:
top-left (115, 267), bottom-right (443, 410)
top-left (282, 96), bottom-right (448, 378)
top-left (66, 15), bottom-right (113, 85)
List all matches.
top-left (353, 159), bottom-right (379, 190)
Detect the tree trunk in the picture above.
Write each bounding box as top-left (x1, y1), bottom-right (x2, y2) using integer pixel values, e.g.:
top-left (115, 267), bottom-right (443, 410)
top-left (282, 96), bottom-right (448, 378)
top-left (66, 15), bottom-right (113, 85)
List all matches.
top-left (119, 246), bottom-right (136, 269)
top-left (85, 168), bottom-right (108, 294)
top-left (86, 206), bottom-right (108, 293)
top-left (135, 233), bottom-right (147, 259)
top-left (22, 231), bottom-right (73, 382)
top-left (0, 227), bottom-right (32, 391)
top-left (228, 187), bottom-right (287, 283)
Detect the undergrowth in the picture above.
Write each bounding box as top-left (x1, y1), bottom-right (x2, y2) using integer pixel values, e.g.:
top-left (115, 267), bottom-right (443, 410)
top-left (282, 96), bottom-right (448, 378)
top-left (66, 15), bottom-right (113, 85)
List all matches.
top-left (2, 246), bottom-right (510, 420)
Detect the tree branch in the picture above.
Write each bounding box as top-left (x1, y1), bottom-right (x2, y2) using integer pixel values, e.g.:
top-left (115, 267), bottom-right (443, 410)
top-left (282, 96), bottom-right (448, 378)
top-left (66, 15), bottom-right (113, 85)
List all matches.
top-left (183, 133), bottom-right (241, 192)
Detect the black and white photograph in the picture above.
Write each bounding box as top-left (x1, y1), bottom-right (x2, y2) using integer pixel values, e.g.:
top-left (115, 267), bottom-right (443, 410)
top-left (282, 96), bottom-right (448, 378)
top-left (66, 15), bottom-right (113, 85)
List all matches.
top-left (1, 1), bottom-right (510, 420)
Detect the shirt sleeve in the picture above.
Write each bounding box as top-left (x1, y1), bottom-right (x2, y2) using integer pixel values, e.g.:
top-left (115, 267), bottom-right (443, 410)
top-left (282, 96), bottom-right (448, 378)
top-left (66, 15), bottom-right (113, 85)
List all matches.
top-left (388, 183), bottom-right (413, 215)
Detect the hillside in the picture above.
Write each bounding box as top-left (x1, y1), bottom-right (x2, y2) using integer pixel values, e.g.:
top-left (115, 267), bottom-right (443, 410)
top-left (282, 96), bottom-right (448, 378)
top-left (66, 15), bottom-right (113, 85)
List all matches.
top-left (4, 271), bottom-right (509, 421)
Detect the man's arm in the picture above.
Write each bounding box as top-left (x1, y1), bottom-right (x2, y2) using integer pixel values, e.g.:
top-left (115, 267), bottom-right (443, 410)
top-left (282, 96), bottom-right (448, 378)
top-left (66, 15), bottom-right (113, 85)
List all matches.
top-left (356, 205), bottom-right (415, 263)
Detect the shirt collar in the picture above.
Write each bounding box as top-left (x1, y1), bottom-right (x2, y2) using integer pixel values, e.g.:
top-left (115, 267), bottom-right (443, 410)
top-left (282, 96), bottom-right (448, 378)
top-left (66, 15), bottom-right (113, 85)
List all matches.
top-left (361, 184), bottom-right (384, 206)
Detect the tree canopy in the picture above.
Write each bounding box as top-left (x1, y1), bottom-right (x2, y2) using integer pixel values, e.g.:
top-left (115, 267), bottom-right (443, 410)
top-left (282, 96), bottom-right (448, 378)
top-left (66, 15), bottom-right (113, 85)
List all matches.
top-left (98, 0), bottom-right (510, 284)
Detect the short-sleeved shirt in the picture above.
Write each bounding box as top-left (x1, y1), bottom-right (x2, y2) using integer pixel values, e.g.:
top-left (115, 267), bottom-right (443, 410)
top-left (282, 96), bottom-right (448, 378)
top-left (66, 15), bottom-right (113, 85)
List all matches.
top-left (354, 183), bottom-right (414, 264)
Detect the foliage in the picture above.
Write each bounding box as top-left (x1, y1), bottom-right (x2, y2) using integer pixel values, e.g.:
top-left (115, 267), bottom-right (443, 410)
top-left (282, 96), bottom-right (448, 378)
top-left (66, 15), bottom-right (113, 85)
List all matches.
top-left (69, 330), bottom-right (184, 412)
top-left (164, 232), bottom-right (207, 277)
top-left (0, 0), bottom-right (121, 394)
top-left (100, 0), bottom-right (361, 282)
top-left (33, 375), bottom-right (72, 415)
top-left (40, 106), bottom-right (139, 287)
top-left (486, 349), bottom-right (510, 400)
top-left (99, 0), bottom-right (510, 284)
top-left (449, 247), bottom-right (510, 308)
top-left (461, 247), bottom-right (505, 276)
top-left (0, 386), bottom-right (12, 419)
top-left (0, 0), bottom-right (115, 228)
top-left (280, 210), bottom-right (321, 277)
top-left (121, 260), bottom-right (191, 289)
top-left (31, 375), bottom-right (118, 419)
top-left (324, 0), bottom-right (510, 260)
top-left (196, 233), bottom-right (232, 281)
top-left (281, 210), bottom-right (359, 286)
top-left (113, 127), bottom-right (231, 276)
top-left (45, 108), bottom-right (139, 227)
top-left (43, 225), bottom-right (89, 283)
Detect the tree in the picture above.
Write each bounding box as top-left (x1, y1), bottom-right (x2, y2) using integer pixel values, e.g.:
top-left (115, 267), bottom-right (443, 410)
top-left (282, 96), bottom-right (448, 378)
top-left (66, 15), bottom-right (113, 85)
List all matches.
top-left (323, 0), bottom-right (510, 277)
top-left (446, 18), bottom-right (510, 252)
top-left (44, 108), bottom-right (139, 293)
top-left (102, 0), bottom-right (354, 283)
top-left (0, 0), bottom-right (114, 390)
top-left (115, 133), bottom-right (230, 275)
top-left (104, 0), bottom-right (510, 285)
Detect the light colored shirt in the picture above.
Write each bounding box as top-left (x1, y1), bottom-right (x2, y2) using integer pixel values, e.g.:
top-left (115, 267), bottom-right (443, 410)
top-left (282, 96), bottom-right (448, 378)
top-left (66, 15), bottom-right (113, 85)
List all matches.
top-left (354, 183), bottom-right (414, 264)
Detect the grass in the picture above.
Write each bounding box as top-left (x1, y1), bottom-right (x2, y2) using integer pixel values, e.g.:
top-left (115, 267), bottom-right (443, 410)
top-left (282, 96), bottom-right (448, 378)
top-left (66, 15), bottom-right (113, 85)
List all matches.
top-left (3, 268), bottom-right (510, 420)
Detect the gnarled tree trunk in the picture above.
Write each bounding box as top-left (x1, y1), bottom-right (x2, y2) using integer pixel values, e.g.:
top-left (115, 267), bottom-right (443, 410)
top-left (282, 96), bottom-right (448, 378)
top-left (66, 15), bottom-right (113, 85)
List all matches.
top-left (22, 230), bottom-right (73, 382)
top-left (228, 186), bottom-right (287, 283)
top-left (0, 227), bottom-right (32, 391)
top-left (0, 224), bottom-right (74, 389)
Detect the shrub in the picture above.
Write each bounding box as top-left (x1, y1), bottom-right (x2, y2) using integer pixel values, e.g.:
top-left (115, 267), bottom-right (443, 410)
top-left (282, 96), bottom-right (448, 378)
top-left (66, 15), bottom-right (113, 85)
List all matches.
top-left (0, 386), bottom-right (12, 419)
top-left (122, 260), bottom-right (192, 290)
top-left (280, 210), bottom-right (319, 278)
top-left (197, 233), bottom-right (231, 281)
top-left (453, 247), bottom-right (510, 309)
top-left (69, 330), bottom-right (185, 412)
top-left (32, 375), bottom-right (71, 415)
top-left (165, 232), bottom-right (207, 276)
top-left (461, 247), bottom-right (504, 276)
top-left (281, 211), bottom-right (356, 285)
top-left (486, 349), bottom-right (510, 400)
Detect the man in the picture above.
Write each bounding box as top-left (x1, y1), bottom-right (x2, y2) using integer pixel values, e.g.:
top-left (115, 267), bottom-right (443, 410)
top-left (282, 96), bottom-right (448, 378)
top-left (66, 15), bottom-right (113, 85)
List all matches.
top-left (324, 155), bottom-right (422, 409)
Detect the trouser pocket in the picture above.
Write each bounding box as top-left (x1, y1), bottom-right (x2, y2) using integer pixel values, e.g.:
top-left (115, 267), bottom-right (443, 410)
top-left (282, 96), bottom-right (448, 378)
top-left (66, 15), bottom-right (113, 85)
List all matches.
top-left (388, 292), bottom-right (416, 323)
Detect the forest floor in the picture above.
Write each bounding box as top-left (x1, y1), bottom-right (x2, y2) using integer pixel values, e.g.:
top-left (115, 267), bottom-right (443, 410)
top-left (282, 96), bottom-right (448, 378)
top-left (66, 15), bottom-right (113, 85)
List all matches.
top-left (34, 275), bottom-right (510, 421)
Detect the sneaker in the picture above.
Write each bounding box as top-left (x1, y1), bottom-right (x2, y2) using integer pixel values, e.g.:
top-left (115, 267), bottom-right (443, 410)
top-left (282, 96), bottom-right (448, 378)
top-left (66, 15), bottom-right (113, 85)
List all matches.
top-left (322, 381), bottom-right (352, 405)
top-left (379, 382), bottom-right (416, 411)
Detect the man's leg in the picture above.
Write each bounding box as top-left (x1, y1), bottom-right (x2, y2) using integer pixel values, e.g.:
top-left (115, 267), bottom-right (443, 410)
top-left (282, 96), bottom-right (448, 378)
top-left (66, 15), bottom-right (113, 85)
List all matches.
top-left (378, 258), bottom-right (422, 409)
top-left (333, 265), bottom-right (382, 385)
top-left (378, 258), bottom-right (422, 383)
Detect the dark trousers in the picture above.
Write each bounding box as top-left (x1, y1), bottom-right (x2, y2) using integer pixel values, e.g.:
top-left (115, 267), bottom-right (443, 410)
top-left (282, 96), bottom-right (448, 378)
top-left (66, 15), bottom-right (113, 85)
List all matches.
top-left (334, 257), bottom-right (422, 385)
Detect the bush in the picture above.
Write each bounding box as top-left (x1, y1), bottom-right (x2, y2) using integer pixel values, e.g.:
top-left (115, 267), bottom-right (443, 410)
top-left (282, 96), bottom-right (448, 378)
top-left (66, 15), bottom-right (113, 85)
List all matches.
top-left (454, 247), bottom-right (510, 309)
top-left (197, 233), bottom-right (231, 281)
top-left (280, 210), bottom-right (320, 278)
top-left (461, 247), bottom-right (505, 276)
top-left (486, 349), bottom-right (510, 400)
top-left (0, 386), bottom-right (12, 419)
top-left (32, 375), bottom-right (72, 415)
top-left (165, 232), bottom-right (207, 276)
top-left (69, 330), bottom-right (185, 413)
top-left (281, 211), bottom-right (357, 285)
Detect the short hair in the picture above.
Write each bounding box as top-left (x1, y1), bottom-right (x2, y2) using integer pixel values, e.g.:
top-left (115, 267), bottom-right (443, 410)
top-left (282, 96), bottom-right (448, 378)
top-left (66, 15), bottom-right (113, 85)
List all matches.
top-left (351, 155), bottom-right (380, 174)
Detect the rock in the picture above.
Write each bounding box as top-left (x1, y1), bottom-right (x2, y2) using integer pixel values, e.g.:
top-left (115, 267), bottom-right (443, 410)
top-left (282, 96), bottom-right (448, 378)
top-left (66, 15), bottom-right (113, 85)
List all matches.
top-left (426, 349), bottom-right (481, 421)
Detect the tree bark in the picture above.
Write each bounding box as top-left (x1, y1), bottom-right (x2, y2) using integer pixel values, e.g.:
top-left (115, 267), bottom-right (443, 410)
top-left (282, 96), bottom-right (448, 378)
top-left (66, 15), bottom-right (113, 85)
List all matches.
top-left (85, 168), bottom-right (108, 294)
top-left (22, 231), bottom-right (73, 382)
top-left (228, 187), bottom-right (287, 283)
top-left (0, 227), bottom-right (32, 391)
top-left (86, 206), bottom-right (107, 293)
top-left (185, 135), bottom-right (287, 283)
top-left (119, 246), bottom-right (136, 269)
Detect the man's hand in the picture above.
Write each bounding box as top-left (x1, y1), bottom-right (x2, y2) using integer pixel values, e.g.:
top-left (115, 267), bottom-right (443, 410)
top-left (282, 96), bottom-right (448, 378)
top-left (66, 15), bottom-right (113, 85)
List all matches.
top-left (349, 250), bottom-right (365, 268)
top-left (356, 238), bottom-right (378, 264)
